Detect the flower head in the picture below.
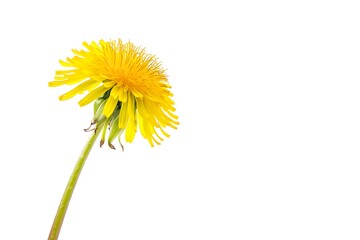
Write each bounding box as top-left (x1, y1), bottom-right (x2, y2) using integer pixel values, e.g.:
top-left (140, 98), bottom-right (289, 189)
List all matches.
top-left (49, 39), bottom-right (179, 147)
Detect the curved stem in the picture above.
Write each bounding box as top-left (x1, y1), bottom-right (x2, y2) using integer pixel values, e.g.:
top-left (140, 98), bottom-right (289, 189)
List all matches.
top-left (48, 129), bottom-right (101, 240)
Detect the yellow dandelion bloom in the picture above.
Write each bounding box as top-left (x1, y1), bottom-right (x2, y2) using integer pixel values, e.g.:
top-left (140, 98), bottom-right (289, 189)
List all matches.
top-left (49, 39), bottom-right (179, 147)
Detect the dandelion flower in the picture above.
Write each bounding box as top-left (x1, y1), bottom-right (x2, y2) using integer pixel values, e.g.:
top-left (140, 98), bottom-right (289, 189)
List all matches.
top-left (49, 39), bottom-right (179, 147)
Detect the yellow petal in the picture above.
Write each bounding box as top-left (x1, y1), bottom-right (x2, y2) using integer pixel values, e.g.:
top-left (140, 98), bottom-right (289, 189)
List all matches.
top-left (59, 59), bottom-right (72, 67)
top-left (138, 115), bottom-right (154, 147)
top-left (103, 95), bottom-right (118, 118)
top-left (124, 94), bottom-right (137, 142)
top-left (110, 86), bottom-right (119, 97)
top-left (159, 126), bottom-right (170, 138)
top-left (78, 85), bottom-right (110, 106)
top-left (49, 78), bottom-right (84, 86)
top-left (130, 87), bottom-right (143, 98)
top-left (55, 70), bottom-right (75, 75)
top-left (125, 117), bottom-right (137, 142)
top-left (59, 79), bottom-right (99, 101)
top-left (48, 81), bottom-right (66, 87)
top-left (118, 88), bottom-right (128, 102)
top-left (104, 81), bottom-right (115, 88)
top-left (118, 98), bottom-right (128, 128)
top-left (127, 94), bottom-right (135, 120)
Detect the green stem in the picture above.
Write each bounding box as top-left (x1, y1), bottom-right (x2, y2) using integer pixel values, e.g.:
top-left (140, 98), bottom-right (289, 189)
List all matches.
top-left (48, 129), bottom-right (101, 240)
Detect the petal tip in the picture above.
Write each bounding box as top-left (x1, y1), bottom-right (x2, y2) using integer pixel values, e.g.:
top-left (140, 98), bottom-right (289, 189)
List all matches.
top-left (48, 81), bottom-right (61, 87)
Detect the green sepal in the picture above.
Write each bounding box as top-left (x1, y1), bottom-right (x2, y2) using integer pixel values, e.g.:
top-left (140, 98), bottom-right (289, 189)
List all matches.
top-left (92, 99), bottom-right (107, 124)
top-left (93, 98), bottom-right (105, 116)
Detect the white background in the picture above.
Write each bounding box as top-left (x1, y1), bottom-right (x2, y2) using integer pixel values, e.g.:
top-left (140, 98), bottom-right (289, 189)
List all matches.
top-left (0, 0), bottom-right (360, 239)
